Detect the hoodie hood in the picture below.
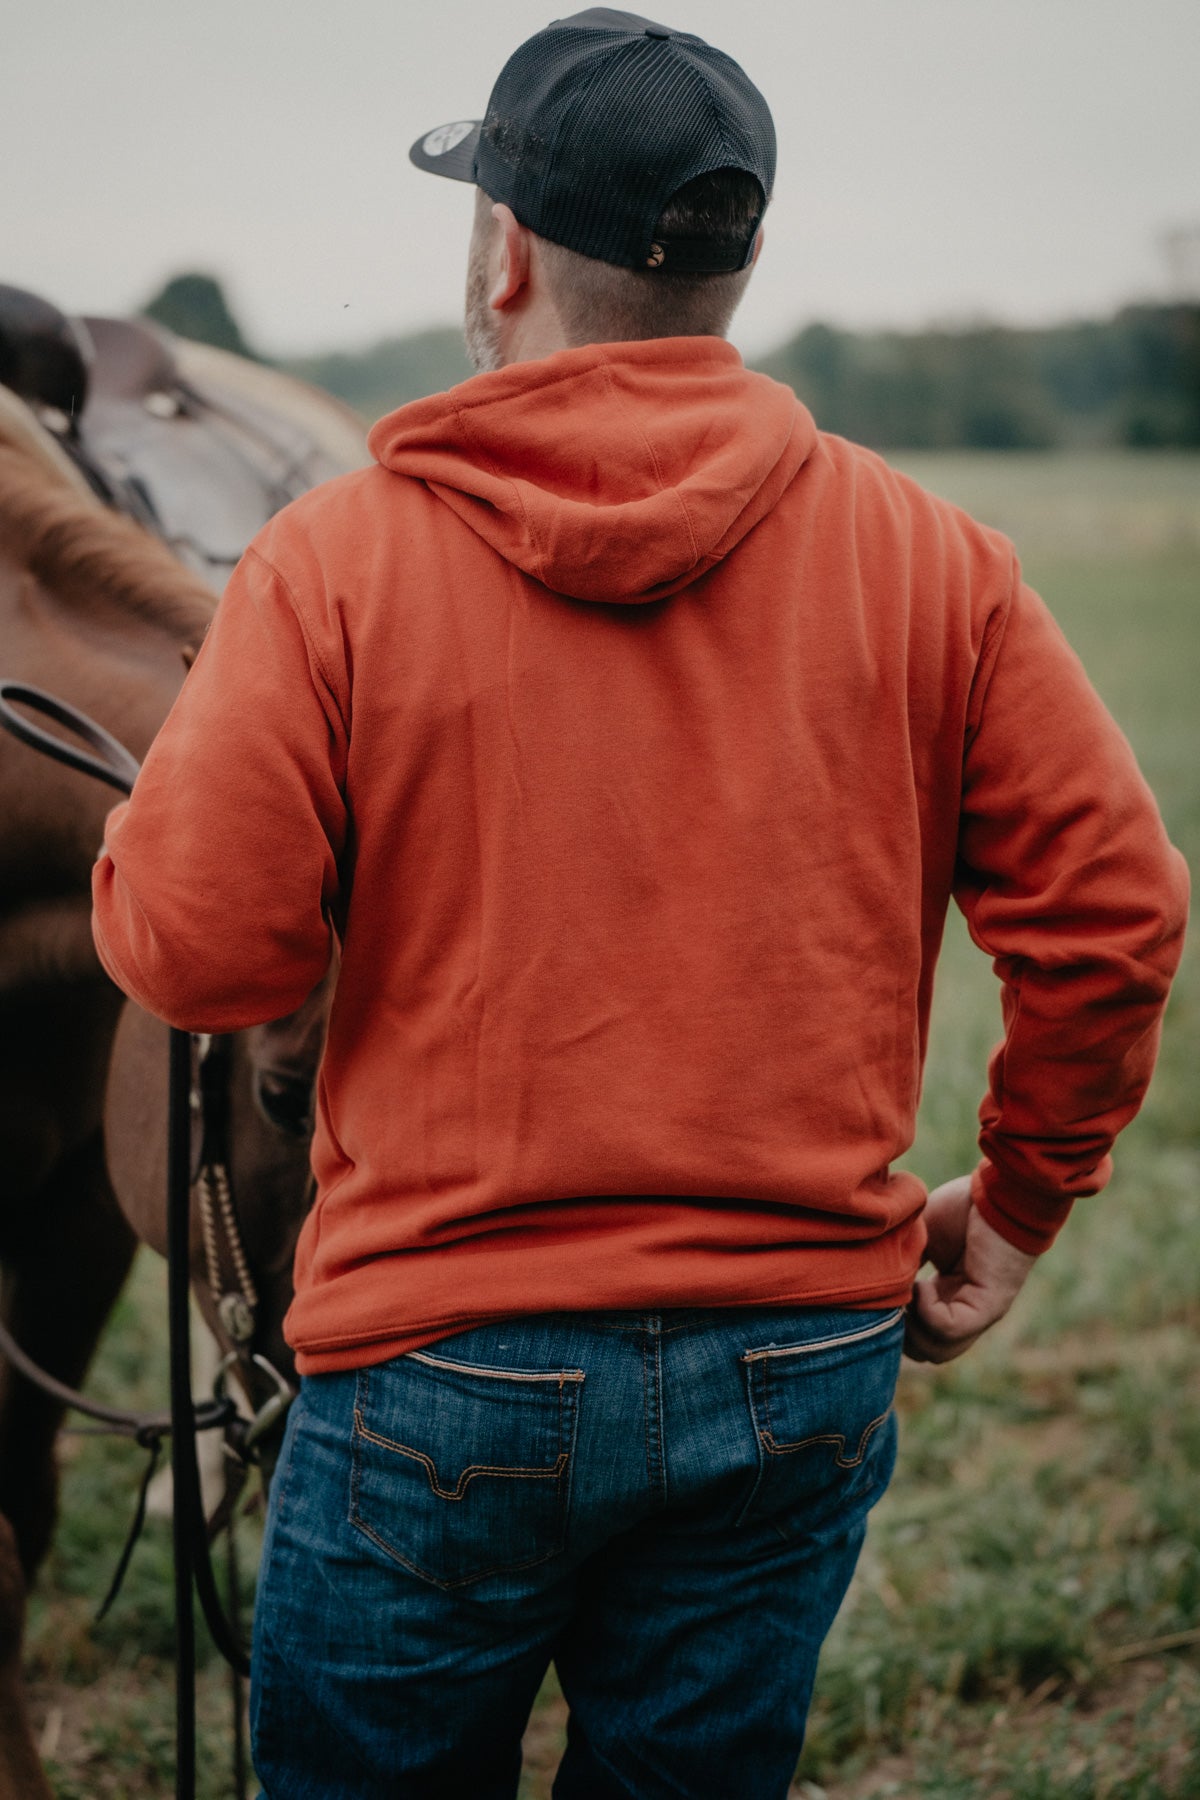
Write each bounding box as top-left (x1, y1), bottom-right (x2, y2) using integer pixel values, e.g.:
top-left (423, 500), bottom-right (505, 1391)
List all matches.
top-left (367, 338), bottom-right (816, 604)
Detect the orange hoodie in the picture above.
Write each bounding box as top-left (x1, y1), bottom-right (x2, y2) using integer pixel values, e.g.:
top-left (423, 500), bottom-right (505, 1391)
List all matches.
top-left (92, 339), bottom-right (1188, 1373)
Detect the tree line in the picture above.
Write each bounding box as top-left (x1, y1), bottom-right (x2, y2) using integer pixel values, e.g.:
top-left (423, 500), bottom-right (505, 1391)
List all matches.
top-left (758, 307), bottom-right (1200, 450)
top-left (143, 274), bottom-right (1200, 449)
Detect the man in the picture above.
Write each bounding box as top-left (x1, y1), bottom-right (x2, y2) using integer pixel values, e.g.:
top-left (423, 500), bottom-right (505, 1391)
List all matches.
top-left (91, 10), bottom-right (1188, 1797)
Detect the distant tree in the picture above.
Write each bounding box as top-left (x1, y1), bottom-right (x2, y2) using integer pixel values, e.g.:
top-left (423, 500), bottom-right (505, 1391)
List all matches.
top-left (756, 304), bottom-right (1199, 450)
top-left (282, 327), bottom-right (472, 421)
top-left (758, 321), bottom-right (1052, 450)
top-left (140, 272), bottom-right (257, 359)
top-left (1114, 305), bottom-right (1200, 448)
top-left (952, 327), bottom-right (1055, 450)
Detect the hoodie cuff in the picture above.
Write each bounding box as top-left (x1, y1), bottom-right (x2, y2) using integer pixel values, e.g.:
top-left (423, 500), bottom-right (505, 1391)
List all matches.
top-left (970, 1161), bottom-right (1077, 1255)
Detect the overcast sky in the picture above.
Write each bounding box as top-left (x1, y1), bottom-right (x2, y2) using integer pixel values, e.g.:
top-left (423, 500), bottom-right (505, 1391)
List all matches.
top-left (4, 0), bottom-right (1197, 362)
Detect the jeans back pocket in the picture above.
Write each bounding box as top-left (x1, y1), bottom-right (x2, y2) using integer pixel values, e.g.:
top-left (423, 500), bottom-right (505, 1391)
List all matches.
top-left (350, 1349), bottom-right (583, 1588)
top-left (739, 1308), bottom-right (903, 1541)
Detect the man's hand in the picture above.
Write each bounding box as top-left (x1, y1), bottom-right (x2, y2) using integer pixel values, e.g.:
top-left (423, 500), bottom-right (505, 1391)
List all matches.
top-left (904, 1175), bottom-right (1037, 1363)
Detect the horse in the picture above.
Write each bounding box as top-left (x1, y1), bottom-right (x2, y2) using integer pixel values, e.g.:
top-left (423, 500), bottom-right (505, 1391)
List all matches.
top-left (0, 295), bottom-right (364, 1795)
top-left (105, 972), bottom-right (335, 1401)
top-left (0, 421), bottom-right (214, 1797)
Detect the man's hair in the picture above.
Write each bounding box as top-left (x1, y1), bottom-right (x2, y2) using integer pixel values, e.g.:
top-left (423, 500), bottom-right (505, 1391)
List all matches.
top-left (526, 168), bottom-right (764, 345)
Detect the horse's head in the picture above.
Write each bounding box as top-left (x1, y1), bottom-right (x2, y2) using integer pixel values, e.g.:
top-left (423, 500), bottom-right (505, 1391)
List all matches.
top-left (245, 955), bottom-right (336, 1140)
top-left (105, 960), bottom-right (338, 1447)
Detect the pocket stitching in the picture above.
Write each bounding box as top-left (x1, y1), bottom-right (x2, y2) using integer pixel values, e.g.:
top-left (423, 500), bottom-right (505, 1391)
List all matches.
top-left (741, 1308), bottom-right (903, 1363)
top-left (405, 1350), bottom-right (585, 1383)
top-left (759, 1406), bottom-right (893, 1469)
top-left (737, 1325), bottom-right (902, 1536)
top-left (348, 1364), bottom-right (580, 1587)
top-left (352, 1409), bottom-right (570, 1501)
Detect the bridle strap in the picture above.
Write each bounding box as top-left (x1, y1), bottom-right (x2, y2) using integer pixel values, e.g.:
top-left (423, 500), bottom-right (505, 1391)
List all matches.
top-left (0, 1311), bottom-right (233, 1440)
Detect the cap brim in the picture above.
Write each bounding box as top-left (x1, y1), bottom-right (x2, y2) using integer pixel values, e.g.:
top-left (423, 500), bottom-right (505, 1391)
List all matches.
top-left (409, 121), bottom-right (482, 182)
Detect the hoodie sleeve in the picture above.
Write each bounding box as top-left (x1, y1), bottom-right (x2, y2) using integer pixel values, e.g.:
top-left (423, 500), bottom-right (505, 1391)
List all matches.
top-left (92, 544), bottom-right (348, 1032)
top-left (954, 563), bottom-right (1188, 1254)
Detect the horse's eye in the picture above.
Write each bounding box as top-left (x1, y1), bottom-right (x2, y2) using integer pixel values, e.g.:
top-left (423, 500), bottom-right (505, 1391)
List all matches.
top-left (254, 1072), bottom-right (313, 1140)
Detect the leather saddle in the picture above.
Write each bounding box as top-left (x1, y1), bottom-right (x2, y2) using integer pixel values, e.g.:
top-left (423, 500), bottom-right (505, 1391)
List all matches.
top-left (0, 283), bottom-right (367, 590)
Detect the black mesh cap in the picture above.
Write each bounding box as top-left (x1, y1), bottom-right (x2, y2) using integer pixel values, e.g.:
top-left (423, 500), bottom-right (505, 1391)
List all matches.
top-left (409, 9), bottom-right (775, 273)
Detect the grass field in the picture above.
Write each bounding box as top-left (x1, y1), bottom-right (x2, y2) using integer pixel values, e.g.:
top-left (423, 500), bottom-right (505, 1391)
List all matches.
top-left (21, 451), bottom-right (1200, 1799)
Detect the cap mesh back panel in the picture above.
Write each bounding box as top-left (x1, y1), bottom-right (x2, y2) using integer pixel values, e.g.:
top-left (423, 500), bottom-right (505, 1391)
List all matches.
top-left (477, 21), bottom-right (774, 267)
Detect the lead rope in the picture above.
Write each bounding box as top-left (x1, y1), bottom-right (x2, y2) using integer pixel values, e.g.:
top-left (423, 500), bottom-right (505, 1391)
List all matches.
top-left (167, 1025), bottom-right (199, 1800)
top-left (192, 1034), bottom-right (260, 1798)
top-left (195, 1035), bottom-right (260, 1349)
top-left (227, 1518), bottom-right (249, 1800)
top-left (197, 1160), bottom-right (259, 1345)
top-left (94, 1428), bottom-right (165, 1623)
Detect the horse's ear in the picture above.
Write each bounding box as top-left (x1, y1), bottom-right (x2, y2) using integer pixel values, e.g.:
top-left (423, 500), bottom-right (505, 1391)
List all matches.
top-left (181, 620), bottom-right (212, 671)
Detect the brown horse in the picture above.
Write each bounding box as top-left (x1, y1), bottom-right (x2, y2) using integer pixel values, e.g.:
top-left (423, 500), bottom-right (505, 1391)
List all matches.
top-left (0, 421), bottom-right (216, 1797)
top-left (0, 351), bottom-right (352, 1793)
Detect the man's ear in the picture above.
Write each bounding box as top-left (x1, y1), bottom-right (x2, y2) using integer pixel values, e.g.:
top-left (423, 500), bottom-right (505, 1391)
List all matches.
top-left (488, 204), bottom-right (532, 311)
top-left (749, 224), bottom-right (765, 268)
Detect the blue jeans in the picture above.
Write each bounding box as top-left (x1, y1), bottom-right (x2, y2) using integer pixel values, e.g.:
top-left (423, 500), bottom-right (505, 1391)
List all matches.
top-left (251, 1305), bottom-right (903, 1799)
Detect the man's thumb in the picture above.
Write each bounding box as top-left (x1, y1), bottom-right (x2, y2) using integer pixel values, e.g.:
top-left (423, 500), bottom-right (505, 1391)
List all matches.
top-left (921, 1174), bottom-right (974, 1272)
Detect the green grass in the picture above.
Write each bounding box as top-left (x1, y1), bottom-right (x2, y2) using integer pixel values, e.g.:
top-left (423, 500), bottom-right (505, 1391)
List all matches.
top-left (24, 1253), bottom-right (261, 1799)
top-left (793, 451), bottom-right (1200, 1799)
top-left (20, 451), bottom-right (1200, 1798)
top-left (888, 451), bottom-right (1200, 563)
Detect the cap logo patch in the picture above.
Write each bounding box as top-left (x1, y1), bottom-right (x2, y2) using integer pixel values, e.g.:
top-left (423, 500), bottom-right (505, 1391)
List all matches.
top-left (423, 121), bottom-right (474, 157)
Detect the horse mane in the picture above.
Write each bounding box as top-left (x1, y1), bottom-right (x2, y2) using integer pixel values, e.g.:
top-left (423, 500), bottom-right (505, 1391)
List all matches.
top-left (0, 424), bottom-right (216, 642)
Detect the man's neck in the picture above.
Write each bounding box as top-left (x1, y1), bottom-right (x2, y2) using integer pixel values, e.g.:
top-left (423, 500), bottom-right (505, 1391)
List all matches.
top-left (496, 295), bottom-right (572, 368)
